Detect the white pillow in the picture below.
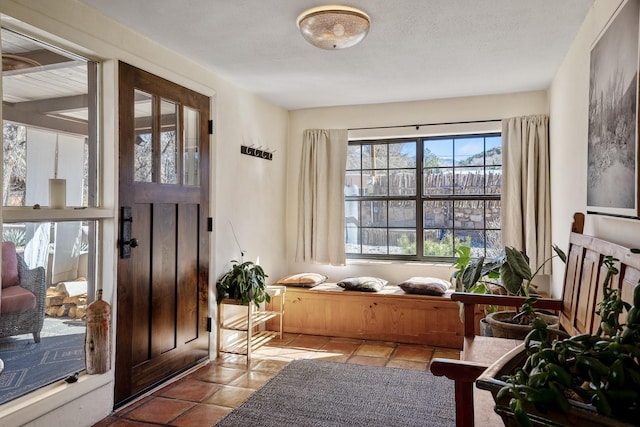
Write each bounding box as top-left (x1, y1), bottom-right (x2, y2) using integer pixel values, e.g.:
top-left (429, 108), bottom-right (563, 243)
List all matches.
top-left (275, 273), bottom-right (327, 287)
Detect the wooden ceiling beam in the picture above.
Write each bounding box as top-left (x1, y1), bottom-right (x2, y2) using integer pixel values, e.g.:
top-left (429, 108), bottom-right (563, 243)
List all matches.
top-left (3, 102), bottom-right (88, 136)
top-left (8, 94), bottom-right (88, 115)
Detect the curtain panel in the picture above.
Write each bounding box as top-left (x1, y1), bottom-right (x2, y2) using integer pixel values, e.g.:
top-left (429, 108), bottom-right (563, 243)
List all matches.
top-left (295, 129), bottom-right (348, 265)
top-left (501, 115), bottom-right (552, 273)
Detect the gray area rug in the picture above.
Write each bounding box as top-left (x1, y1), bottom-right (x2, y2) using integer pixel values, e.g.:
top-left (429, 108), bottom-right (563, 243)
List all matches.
top-left (215, 359), bottom-right (455, 427)
top-left (0, 317), bottom-right (86, 405)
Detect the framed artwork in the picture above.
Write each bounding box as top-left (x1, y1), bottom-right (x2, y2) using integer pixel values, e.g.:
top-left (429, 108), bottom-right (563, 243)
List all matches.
top-left (587, 0), bottom-right (640, 218)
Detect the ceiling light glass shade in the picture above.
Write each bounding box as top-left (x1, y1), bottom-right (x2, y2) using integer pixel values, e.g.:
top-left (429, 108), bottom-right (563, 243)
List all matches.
top-left (2, 53), bottom-right (40, 71)
top-left (297, 5), bottom-right (370, 50)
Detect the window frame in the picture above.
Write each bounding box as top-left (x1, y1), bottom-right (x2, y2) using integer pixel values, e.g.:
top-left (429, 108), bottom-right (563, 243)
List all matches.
top-left (1, 29), bottom-right (109, 298)
top-left (345, 132), bottom-right (502, 263)
top-left (0, 25), bottom-right (113, 406)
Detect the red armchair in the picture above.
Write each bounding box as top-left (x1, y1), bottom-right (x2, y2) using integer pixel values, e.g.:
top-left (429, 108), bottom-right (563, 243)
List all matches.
top-left (0, 242), bottom-right (46, 343)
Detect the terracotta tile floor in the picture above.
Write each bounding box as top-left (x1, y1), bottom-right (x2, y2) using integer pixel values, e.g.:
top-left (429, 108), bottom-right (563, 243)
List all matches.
top-left (93, 334), bottom-right (460, 427)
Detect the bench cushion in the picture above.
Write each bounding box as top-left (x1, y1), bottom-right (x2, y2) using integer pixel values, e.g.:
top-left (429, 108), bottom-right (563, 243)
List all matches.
top-left (337, 276), bottom-right (388, 292)
top-left (1, 285), bottom-right (36, 314)
top-left (398, 277), bottom-right (452, 296)
top-left (276, 272), bottom-right (327, 288)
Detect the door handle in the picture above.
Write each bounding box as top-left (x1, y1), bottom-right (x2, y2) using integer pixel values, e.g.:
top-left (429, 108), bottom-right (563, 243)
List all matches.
top-left (119, 207), bottom-right (139, 258)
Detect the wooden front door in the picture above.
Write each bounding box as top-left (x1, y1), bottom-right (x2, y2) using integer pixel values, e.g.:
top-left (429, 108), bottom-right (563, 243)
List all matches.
top-left (115, 62), bottom-right (210, 406)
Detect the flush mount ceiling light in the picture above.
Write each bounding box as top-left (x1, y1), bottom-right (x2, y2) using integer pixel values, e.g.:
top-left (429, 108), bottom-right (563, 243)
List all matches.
top-left (297, 5), bottom-right (370, 50)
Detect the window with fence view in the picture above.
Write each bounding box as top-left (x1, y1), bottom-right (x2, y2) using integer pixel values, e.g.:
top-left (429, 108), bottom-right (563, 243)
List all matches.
top-left (345, 133), bottom-right (502, 261)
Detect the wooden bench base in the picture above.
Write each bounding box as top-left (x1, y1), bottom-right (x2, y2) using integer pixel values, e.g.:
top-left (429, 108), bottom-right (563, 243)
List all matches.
top-left (431, 336), bottom-right (521, 426)
top-left (271, 284), bottom-right (470, 349)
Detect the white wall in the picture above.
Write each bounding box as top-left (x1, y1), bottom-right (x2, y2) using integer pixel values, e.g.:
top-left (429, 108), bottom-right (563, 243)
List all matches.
top-left (549, 0), bottom-right (640, 297)
top-left (0, 1), bottom-right (288, 426)
top-left (286, 92), bottom-right (548, 284)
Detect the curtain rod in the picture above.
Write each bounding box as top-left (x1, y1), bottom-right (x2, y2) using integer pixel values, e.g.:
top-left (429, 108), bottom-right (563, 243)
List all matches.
top-left (348, 118), bottom-right (501, 131)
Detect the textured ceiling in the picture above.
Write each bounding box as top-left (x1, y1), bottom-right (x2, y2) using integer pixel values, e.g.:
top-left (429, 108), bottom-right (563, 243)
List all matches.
top-left (79, 0), bottom-right (594, 110)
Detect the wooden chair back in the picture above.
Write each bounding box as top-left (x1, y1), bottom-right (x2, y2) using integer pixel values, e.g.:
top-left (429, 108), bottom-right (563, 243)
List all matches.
top-left (561, 231), bottom-right (640, 336)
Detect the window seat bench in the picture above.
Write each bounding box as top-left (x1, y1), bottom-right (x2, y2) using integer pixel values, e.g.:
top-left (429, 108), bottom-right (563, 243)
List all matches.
top-left (270, 283), bottom-right (478, 349)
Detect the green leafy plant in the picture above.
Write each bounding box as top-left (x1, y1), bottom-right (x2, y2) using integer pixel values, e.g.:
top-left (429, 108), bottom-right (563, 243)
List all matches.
top-left (511, 296), bottom-right (544, 326)
top-left (2, 228), bottom-right (25, 247)
top-left (453, 244), bottom-right (567, 324)
top-left (216, 260), bottom-right (270, 307)
top-left (452, 244), bottom-right (566, 297)
top-left (498, 255), bottom-right (640, 427)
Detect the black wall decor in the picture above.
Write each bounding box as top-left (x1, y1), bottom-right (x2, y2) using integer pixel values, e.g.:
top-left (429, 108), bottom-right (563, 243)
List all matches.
top-left (240, 145), bottom-right (273, 161)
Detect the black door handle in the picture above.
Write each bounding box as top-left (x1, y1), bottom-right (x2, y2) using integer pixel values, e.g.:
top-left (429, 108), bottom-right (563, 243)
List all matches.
top-left (120, 207), bottom-right (139, 258)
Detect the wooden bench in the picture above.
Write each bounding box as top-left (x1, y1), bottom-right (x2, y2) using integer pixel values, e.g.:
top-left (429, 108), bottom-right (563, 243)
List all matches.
top-left (431, 213), bottom-right (640, 426)
top-left (274, 283), bottom-right (472, 348)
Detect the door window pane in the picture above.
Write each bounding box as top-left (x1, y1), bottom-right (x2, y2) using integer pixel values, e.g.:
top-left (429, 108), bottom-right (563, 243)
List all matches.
top-left (134, 90), bottom-right (153, 182)
top-left (183, 107), bottom-right (199, 186)
top-left (160, 99), bottom-right (178, 184)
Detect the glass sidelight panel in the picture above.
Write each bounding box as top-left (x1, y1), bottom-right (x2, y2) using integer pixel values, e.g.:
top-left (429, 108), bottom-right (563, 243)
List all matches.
top-left (134, 90), bottom-right (153, 182)
top-left (160, 99), bottom-right (178, 184)
top-left (2, 125), bottom-right (91, 207)
top-left (183, 107), bottom-right (199, 186)
top-left (0, 220), bottom-right (96, 403)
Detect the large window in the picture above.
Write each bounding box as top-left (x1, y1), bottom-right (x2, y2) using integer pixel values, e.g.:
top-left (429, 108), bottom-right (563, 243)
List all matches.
top-left (345, 134), bottom-right (502, 261)
top-left (1, 27), bottom-right (104, 404)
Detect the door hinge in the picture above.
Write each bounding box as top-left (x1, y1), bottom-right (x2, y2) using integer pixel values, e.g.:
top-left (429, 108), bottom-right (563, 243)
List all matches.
top-left (207, 217), bottom-right (213, 232)
top-left (206, 317), bottom-right (213, 332)
top-left (208, 120), bottom-right (213, 135)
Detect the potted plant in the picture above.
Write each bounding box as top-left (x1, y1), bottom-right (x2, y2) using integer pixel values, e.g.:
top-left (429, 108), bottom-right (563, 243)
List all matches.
top-left (484, 296), bottom-right (560, 339)
top-left (216, 260), bottom-right (270, 307)
top-left (452, 244), bottom-right (566, 336)
top-left (477, 255), bottom-right (640, 427)
top-left (451, 245), bottom-right (504, 334)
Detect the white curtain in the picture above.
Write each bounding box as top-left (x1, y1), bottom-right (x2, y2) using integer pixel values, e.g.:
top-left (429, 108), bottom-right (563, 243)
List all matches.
top-left (501, 115), bottom-right (551, 273)
top-left (295, 129), bottom-right (348, 265)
